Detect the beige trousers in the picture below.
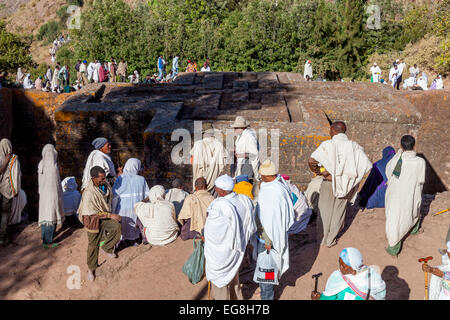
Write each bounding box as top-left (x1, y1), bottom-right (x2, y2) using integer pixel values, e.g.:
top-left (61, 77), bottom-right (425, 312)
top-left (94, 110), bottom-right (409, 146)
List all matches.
top-left (317, 180), bottom-right (348, 247)
top-left (211, 272), bottom-right (243, 300)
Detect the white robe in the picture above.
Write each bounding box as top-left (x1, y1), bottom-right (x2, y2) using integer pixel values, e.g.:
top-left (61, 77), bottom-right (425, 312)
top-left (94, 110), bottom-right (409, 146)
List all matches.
top-left (51, 69), bottom-right (60, 90)
top-left (436, 78), bottom-right (444, 90)
top-left (310, 133), bottom-right (372, 198)
top-left (286, 180), bottom-right (312, 234)
top-left (134, 200), bottom-right (179, 246)
top-left (417, 77), bottom-right (428, 90)
top-left (190, 135), bottom-right (227, 192)
top-left (256, 176), bottom-right (295, 277)
top-left (429, 255), bottom-right (450, 300)
top-left (304, 62), bottom-right (312, 80)
top-left (9, 189), bottom-right (27, 225)
top-left (81, 150), bottom-right (117, 191)
top-left (234, 128), bottom-right (260, 180)
top-left (389, 67), bottom-right (398, 87)
top-left (204, 192), bottom-right (255, 288)
top-left (87, 63), bottom-right (95, 81)
top-left (38, 145), bottom-right (64, 225)
top-left (165, 188), bottom-right (189, 218)
top-left (93, 62), bottom-right (101, 83)
top-left (370, 66), bottom-right (381, 82)
top-left (385, 150), bottom-right (425, 247)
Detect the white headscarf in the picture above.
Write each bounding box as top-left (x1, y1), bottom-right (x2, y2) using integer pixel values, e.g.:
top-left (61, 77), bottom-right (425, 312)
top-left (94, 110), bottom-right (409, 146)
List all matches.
top-left (123, 158), bottom-right (141, 176)
top-left (149, 185), bottom-right (165, 203)
top-left (214, 174), bottom-right (235, 191)
top-left (61, 176), bottom-right (78, 192)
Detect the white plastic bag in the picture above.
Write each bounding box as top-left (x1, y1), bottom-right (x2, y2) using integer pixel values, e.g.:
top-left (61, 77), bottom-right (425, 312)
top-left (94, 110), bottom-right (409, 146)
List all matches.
top-left (253, 249), bottom-right (279, 285)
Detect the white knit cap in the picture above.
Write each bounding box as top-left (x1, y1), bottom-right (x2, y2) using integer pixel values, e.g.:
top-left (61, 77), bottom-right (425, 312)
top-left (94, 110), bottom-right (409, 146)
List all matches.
top-left (215, 174), bottom-right (235, 191)
top-left (259, 159), bottom-right (277, 176)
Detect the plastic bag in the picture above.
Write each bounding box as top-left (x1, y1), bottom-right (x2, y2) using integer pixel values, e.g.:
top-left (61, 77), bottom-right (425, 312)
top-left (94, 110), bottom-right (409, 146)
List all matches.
top-left (182, 235), bottom-right (205, 285)
top-left (253, 249), bottom-right (279, 285)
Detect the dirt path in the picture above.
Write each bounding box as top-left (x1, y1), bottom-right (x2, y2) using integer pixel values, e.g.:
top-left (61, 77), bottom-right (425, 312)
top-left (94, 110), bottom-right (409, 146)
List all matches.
top-left (0, 192), bottom-right (448, 300)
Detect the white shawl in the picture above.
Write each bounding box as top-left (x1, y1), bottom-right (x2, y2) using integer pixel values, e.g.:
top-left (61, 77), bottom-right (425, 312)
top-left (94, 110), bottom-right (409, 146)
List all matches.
top-left (190, 135), bottom-right (227, 192)
top-left (204, 195), bottom-right (245, 288)
top-left (38, 144), bottom-right (64, 225)
top-left (304, 62), bottom-right (313, 79)
top-left (81, 150), bottom-right (116, 191)
top-left (257, 176), bottom-right (295, 277)
top-left (385, 150), bottom-right (425, 247)
top-left (310, 133), bottom-right (371, 198)
top-left (429, 255), bottom-right (450, 300)
top-left (9, 189), bottom-right (27, 225)
top-left (134, 186), bottom-right (179, 246)
top-left (165, 188), bottom-right (189, 218)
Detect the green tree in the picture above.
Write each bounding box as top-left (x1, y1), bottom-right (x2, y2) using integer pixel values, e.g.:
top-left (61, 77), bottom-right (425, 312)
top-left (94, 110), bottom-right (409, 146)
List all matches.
top-left (0, 22), bottom-right (33, 74)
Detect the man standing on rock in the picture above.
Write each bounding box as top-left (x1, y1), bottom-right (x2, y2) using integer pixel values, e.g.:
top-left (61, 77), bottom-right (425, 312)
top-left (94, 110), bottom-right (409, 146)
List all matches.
top-left (81, 137), bottom-right (122, 191)
top-left (231, 116), bottom-right (260, 183)
top-left (308, 121), bottom-right (372, 248)
top-left (78, 166), bottom-right (122, 282)
top-left (384, 135), bottom-right (425, 257)
top-left (0, 139), bottom-right (21, 246)
top-left (204, 175), bottom-right (256, 300)
top-left (190, 122), bottom-right (228, 195)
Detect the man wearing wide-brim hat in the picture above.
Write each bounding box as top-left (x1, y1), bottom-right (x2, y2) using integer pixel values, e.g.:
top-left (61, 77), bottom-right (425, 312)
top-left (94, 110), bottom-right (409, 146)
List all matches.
top-left (231, 116), bottom-right (260, 182)
top-left (190, 122), bottom-right (228, 195)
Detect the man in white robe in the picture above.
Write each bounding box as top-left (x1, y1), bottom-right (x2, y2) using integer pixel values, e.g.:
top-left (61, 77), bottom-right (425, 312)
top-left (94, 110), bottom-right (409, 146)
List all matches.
top-left (384, 135), bottom-right (425, 257)
top-left (93, 60), bottom-right (101, 83)
top-left (255, 160), bottom-right (295, 300)
top-left (409, 64), bottom-right (420, 78)
top-left (165, 178), bottom-right (189, 218)
top-left (204, 174), bottom-right (256, 300)
top-left (87, 62), bottom-right (95, 83)
top-left (425, 241), bottom-right (450, 300)
top-left (81, 137), bottom-right (121, 191)
top-left (190, 122), bottom-right (228, 194)
top-left (370, 63), bottom-right (381, 83)
top-left (308, 121), bottom-right (371, 247)
top-left (231, 116), bottom-right (260, 182)
top-left (134, 185), bottom-right (179, 246)
top-left (389, 64), bottom-right (399, 89)
top-left (304, 60), bottom-right (313, 80)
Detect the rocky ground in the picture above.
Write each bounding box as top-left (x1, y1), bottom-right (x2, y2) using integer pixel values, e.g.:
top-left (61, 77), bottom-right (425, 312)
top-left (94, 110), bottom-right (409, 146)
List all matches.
top-left (0, 191), bottom-right (448, 300)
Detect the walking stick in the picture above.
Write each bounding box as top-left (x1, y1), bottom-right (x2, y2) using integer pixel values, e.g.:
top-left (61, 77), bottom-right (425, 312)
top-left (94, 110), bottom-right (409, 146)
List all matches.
top-left (433, 208), bottom-right (449, 216)
top-left (418, 256), bottom-right (433, 300)
top-left (312, 273), bottom-right (322, 293)
top-left (207, 281), bottom-right (211, 300)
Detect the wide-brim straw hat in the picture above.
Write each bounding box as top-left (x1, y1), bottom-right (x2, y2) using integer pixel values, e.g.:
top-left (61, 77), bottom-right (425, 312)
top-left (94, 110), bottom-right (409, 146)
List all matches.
top-left (259, 159), bottom-right (277, 176)
top-left (231, 116), bottom-right (250, 128)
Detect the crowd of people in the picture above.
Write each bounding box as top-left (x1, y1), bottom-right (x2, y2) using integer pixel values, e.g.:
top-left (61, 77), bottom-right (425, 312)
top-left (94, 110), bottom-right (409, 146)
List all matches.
top-left (0, 114), bottom-right (448, 300)
top-left (6, 55), bottom-right (213, 92)
top-left (49, 34), bottom-right (71, 64)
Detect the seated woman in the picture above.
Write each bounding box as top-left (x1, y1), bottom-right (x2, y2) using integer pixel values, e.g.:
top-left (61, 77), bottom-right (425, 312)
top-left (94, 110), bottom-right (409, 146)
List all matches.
top-left (311, 248), bottom-right (386, 300)
top-left (134, 185), bottom-right (179, 246)
top-left (358, 146), bottom-right (395, 209)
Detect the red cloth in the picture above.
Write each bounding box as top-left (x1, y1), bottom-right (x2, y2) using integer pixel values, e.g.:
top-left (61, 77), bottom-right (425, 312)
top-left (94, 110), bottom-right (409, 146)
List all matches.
top-left (99, 66), bottom-right (108, 82)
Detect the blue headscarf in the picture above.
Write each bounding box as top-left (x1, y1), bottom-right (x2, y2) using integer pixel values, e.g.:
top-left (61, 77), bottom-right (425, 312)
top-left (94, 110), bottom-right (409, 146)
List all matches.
top-left (92, 137), bottom-right (108, 150)
top-left (236, 174), bottom-right (249, 183)
top-left (375, 146), bottom-right (395, 181)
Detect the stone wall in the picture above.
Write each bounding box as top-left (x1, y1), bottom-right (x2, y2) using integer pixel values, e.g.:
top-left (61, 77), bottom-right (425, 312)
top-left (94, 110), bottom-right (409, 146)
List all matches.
top-left (3, 73), bottom-right (447, 220)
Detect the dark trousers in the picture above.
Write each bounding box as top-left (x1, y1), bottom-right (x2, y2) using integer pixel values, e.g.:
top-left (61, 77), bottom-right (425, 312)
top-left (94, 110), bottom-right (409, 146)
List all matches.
top-left (0, 194), bottom-right (12, 241)
top-left (395, 74), bottom-right (402, 90)
top-left (41, 223), bottom-right (56, 244)
top-left (87, 219), bottom-right (121, 271)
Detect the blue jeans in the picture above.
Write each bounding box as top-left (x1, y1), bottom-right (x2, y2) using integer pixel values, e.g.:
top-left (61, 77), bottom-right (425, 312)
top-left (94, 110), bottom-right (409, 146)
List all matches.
top-left (158, 68), bottom-right (163, 80)
top-left (41, 223), bottom-right (56, 244)
top-left (257, 242), bottom-right (275, 300)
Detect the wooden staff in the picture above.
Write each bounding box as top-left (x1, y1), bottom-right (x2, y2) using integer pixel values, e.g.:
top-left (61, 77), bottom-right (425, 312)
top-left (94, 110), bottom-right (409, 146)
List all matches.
top-left (418, 256), bottom-right (433, 300)
top-left (433, 208), bottom-right (449, 216)
top-left (207, 281), bottom-right (211, 300)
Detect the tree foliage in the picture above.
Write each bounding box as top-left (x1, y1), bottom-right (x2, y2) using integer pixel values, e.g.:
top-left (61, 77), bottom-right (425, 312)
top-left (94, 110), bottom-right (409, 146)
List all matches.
top-left (0, 22), bottom-right (33, 74)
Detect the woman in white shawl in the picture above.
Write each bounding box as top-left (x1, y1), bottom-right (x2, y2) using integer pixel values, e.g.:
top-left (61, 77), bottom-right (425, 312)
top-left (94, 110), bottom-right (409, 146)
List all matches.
top-left (134, 185), bottom-right (179, 246)
top-left (61, 176), bottom-right (82, 228)
top-left (87, 62), bottom-right (95, 82)
top-left (312, 248), bottom-right (386, 300)
top-left (38, 144), bottom-right (64, 248)
top-left (0, 139), bottom-right (22, 245)
top-left (15, 68), bottom-right (24, 85)
top-left (112, 158), bottom-right (150, 246)
top-left (427, 243), bottom-right (450, 300)
top-left (51, 67), bottom-right (60, 92)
